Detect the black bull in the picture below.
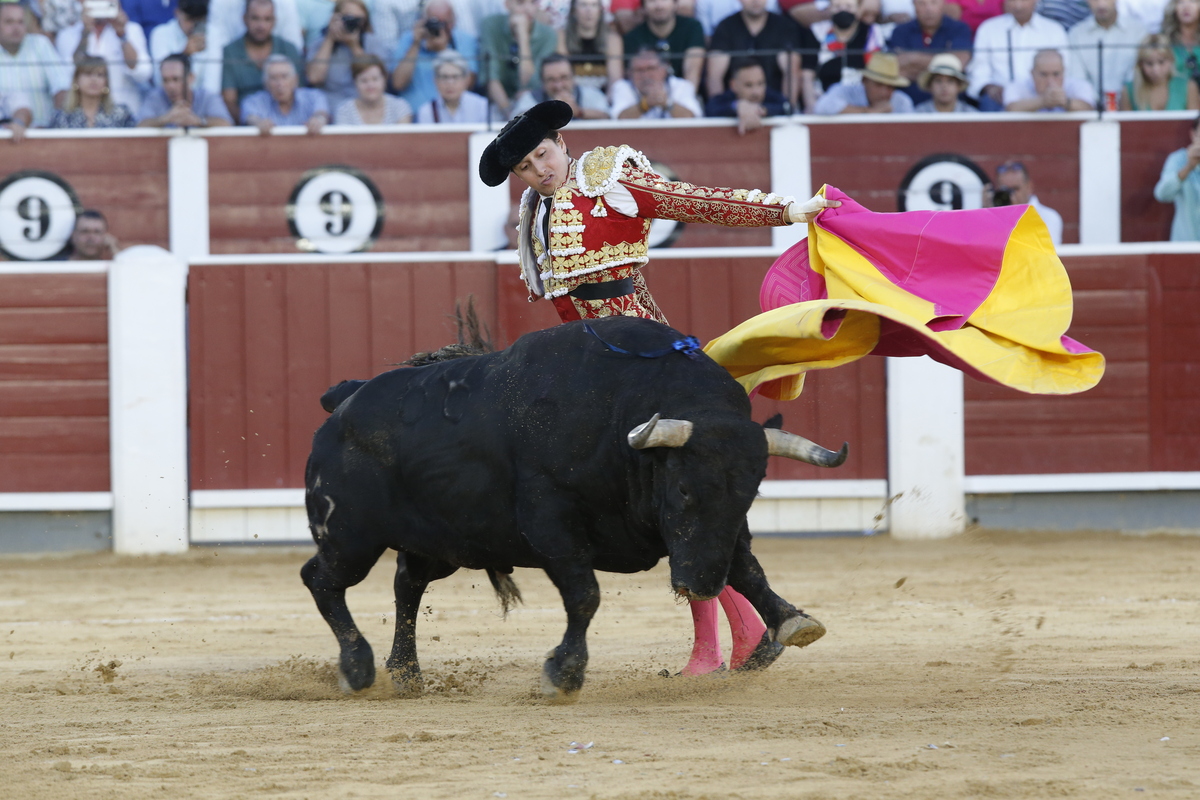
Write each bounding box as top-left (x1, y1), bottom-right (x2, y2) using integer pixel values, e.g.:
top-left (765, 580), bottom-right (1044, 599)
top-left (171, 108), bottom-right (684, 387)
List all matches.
top-left (301, 316), bottom-right (847, 700)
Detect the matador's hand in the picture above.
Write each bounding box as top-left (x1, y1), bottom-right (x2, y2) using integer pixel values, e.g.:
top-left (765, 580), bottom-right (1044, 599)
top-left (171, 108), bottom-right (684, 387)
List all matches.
top-left (786, 193), bottom-right (841, 224)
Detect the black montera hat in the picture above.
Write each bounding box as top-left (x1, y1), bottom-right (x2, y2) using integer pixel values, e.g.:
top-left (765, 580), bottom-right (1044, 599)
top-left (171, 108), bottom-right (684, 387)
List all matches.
top-left (477, 100), bottom-right (573, 187)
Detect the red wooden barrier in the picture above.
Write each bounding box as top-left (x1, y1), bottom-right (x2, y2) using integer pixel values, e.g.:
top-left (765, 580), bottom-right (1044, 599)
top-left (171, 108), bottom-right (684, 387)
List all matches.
top-left (1120, 118), bottom-right (1192, 243)
top-left (964, 253), bottom-right (1199, 475)
top-left (0, 273), bottom-right (109, 492)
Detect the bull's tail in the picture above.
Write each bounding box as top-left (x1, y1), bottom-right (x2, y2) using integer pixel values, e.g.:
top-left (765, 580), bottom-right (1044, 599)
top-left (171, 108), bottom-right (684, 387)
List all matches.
top-left (486, 568), bottom-right (523, 617)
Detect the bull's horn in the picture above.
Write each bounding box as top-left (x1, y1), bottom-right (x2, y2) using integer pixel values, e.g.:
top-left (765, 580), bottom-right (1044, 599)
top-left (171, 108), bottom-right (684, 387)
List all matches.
top-left (627, 413), bottom-right (694, 449)
top-left (764, 428), bottom-right (848, 467)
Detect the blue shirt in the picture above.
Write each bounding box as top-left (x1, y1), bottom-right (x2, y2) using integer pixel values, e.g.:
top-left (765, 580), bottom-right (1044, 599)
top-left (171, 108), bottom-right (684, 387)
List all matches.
top-left (1154, 148), bottom-right (1200, 242)
top-left (122, 0), bottom-right (179, 38)
top-left (390, 32), bottom-right (479, 113)
top-left (137, 85), bottom-right (233, 125)
top-left (240, 87), bottom-right (330, 125)
top-left (889, 17), bottom-right (973, 103)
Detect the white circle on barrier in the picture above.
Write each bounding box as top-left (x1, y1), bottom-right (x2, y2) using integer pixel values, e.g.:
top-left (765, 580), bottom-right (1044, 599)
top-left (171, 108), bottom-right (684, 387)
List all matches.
top-left (0, 174), bottom-right (79, 260)
top-left (898, 156), bottom-right (991, 213)
top-left (288, 168), bottom-right (384, 254)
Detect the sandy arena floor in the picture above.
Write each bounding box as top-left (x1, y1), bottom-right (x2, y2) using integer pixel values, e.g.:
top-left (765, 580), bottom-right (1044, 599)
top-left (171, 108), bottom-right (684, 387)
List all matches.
top-left (1, 530), bottom-right (1198, 799)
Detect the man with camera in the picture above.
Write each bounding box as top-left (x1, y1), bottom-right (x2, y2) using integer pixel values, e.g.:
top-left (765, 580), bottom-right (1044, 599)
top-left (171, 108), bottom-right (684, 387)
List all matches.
top-left (138, 52), bottom-right (232, 126)
top-left (390, 0), bottom-right (478, 115)
top-left (55, 0), bottom-right (152, 113)
top-left (149, 0), bottom-right (223, 93)
top-left (611, 46), bottom-right (700, 118)
top-left (222, 0), bottom-right (304, 122)
top-left (992, 160), bottom-right (1063, 245)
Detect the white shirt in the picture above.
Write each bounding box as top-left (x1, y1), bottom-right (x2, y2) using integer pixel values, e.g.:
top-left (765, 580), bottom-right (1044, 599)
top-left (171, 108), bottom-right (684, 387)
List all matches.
top-left (967, 12), bottom-right (1068, 98)
top-left (609, 75), bottom-right (703, 118)
top-left (1117, 0), bottom-right (1167, 33)
top-left (1003, 74), bottom-right (1096, 107)
top-left (1067, 14), bottom-right (1145, 94)
top-left (415, 89), bottom-right (492, 122)
top-left (148, 19), bottom-right (224, 94)
top-left (55, 20), bottom-right (153, 112)
top-left (1029, 194), bottom-right (1063, 245)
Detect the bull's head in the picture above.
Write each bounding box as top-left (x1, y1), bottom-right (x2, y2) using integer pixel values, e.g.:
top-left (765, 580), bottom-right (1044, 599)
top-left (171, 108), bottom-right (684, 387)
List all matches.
top-left (627, 413), bottom-right (848, 600)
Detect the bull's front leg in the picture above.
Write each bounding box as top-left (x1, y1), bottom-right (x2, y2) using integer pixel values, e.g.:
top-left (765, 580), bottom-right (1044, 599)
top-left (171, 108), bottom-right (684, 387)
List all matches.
top-left (386, 552), bottom-right (458, 697)
top-left (539, 561), bottom-right (601, 703)
top-left (726, 527), bottom-right (827, 650)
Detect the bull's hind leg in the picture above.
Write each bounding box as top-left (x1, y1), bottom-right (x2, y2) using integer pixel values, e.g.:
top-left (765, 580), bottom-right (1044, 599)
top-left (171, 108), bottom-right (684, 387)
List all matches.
top-left (726, 527), bottom-right (827, 650)
top-left (301, 547), bottom-right (386, 692)
top-left (539, 563), bottom-right (601, 703)
top-left (386, 551), bottom-right (457, 697)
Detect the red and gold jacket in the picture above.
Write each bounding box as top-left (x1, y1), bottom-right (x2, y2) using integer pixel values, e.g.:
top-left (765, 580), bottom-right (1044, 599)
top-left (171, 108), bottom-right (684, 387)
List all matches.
top-left (517, 145), bottom-right (795, 311)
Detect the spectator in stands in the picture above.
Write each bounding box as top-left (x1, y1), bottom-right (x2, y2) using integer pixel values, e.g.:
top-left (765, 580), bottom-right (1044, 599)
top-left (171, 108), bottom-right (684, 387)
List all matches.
top-left (535, 0), bottom-right (571, 28)
top-left (149, 0), bottom-right (222, 93)
top-left (68, 209), bottom-right (119, 260)
top-left (813, 49), bottom-right (915, 111)
top-left (611, 45), bottom-right (701, 116)
top-left (55, 0), bottom-right (153, 113)
top-left (0, 86), bottom-right (30, 140)
top-left (1164, 0), bottom-right (1200, 87)
top-left (879, 0), bottom-right (916, 24)
top-left (1153, 112), bottom-right (1200, 240)
top-left (212, 0), bottom-right (303, 51)
top-left (557, 0), bottom-right (621, 90)
top-left (1067, 0), bottom-right (1145, 105)
top-left (416, 49), bottom-right (491, 121)
top-left (480, 0), bottom-right (557, 117)
top-left (306, 0), bottom-right (391, 109)
top-left (123, 0), bottom-right (179, 39)
top-left (706, 56), bottom-right (787, 131)
top-left (781, 0), bottom-right (843, 26)
top-left (707, 0), bottom-right (818, 112)
top-left (812, 0), bottom-right (886, 91)
top-left (338, 52), bottom-right (413, 123)
top-left (241, 52), bottom-right (329, 132)
top-left (1122, 32), bottom-right (1200, 107)
top-left (913, 51), bottom-right (977, 109)
top-left (942, 0), bottom-right (1004, 33)
top-left (889, 0), bottom-right (972, 104)
top-left (511, 52), bottom-right (609, 116)
top-left (138, 51), bottom-right (233, 125)
top-left (1004, 48), bottom-right (1095, 108)
top-left (993, 159), bottom-right (1063, 244)
top-left (968, 0), bottom-right (1068, 109)
top-left (0, 1), bottom-right (70, 126)
top-left (1121, 0), bottom-right (1170, 33)
top-left (1036, 0), bottom-right (1090, 28)
top-left (623, 0), bottom-right (706, 89)
top-left (610, 0), bottom-right (644, 34)
top-left (391, 0), bottom-right (478, 115)
top-left (222, 0), bottom-right (305, 122)
top-left (47, 55), bottom-right (138, 126)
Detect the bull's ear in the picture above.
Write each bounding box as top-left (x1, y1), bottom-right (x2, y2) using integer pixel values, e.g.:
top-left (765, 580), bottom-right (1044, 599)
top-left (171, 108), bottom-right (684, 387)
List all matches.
top-left (762, 413), bottom-right (784, 430)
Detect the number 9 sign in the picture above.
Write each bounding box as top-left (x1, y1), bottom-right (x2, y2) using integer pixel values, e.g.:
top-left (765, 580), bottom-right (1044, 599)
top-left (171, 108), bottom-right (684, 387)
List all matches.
top-left (897, 154), bottom-right (993, 213)
top-left (287, 166), bottom-right (385, 254)
top-left (0, 171), bottom-right (81, 261)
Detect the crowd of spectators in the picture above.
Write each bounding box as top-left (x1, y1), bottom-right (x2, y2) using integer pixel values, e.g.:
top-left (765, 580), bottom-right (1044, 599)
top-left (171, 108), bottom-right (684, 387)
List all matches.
top-left (0, 0), bottom-right (1196, 134)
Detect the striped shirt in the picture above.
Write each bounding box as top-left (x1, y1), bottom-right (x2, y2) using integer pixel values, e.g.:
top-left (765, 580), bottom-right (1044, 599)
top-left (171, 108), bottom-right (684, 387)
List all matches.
top-left (0, 34), bottom-right (72, 126)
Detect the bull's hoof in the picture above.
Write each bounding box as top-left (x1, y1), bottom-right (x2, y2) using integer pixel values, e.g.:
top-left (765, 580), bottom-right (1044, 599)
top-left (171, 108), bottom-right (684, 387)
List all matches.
top-left (540, 648), bottom-right (585, 703)
top-left (337, 639), bottom-right (376, 693)
top-left (776, 614), bottom-right (827, 649)
top-left (389, 671), bottom-right (425, 699)
top-left (733, 632), bottom-right (786, 672)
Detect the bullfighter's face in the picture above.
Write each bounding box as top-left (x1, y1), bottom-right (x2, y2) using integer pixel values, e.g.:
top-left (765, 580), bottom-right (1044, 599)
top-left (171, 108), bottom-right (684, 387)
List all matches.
top-left (511, 133), bottom-right (570, 196)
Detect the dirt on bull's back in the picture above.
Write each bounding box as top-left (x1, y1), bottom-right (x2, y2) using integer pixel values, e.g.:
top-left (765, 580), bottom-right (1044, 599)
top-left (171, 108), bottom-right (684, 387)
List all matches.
top-left (1, 530), bottom-right (1198, 799)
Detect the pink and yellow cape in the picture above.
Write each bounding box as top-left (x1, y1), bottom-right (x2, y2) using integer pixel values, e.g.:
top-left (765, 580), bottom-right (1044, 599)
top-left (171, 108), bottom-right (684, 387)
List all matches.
top-left (703, 186), bottom-right (1105, 400)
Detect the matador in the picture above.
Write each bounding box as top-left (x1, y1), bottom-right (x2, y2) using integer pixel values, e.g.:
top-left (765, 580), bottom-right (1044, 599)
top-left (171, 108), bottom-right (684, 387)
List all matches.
top-left (479, 100), bottom-right (838, 677)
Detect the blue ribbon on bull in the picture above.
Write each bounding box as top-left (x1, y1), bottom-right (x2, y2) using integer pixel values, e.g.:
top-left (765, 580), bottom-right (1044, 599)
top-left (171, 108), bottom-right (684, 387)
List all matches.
top-left (583, 323), bottom-right (704, 360)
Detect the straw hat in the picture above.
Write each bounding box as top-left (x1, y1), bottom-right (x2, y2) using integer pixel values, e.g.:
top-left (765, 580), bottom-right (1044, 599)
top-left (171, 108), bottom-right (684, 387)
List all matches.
top-left (861, 52), bottom-right (911, 88)
top-left (918, 53), bottom-right (968, 91)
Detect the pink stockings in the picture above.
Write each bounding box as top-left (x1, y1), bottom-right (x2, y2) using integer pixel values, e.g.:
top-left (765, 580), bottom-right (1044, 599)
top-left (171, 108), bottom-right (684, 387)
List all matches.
top-left (680, 586), bottom-right (767, 675)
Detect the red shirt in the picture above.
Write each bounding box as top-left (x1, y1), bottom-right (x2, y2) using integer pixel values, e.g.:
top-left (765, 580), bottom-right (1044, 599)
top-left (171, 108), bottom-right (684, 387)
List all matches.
top-left (944, 0), bottom-right (1005, 33)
